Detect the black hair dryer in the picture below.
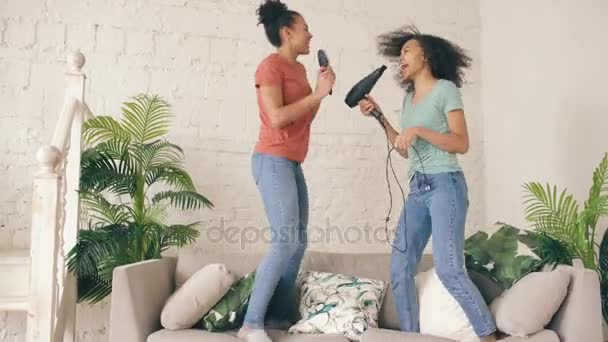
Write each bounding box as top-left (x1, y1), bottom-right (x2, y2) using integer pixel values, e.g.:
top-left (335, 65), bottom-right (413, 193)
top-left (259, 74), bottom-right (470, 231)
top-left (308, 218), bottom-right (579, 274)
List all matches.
top-left (344, 65), bottom-right (387, 122)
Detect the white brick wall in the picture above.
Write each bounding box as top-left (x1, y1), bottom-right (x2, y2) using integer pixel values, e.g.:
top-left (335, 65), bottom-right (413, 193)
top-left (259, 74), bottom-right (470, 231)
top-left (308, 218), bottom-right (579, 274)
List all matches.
top-left (0, 0), bottom-right (482, 340)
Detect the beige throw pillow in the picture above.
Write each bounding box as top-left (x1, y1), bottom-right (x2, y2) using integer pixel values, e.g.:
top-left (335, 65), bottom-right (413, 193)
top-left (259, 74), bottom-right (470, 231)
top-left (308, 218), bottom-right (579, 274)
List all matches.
top-left (490, 269), bottom-right (571, 337)
top-left (161, 263), bottom-right (236, 330)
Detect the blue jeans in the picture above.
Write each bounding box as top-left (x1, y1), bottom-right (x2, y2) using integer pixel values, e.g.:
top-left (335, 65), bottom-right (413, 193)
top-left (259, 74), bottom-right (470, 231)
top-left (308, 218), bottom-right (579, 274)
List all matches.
top-left (243, 152), bottom-right (308, 329)
top-left (390, 171), bottom-right (496, 337)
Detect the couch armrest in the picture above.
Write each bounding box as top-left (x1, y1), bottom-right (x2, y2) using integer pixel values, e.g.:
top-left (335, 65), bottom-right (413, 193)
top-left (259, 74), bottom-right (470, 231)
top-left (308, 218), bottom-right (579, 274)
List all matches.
top-left (548, 265), bottom-right (603, 342)
top-left (109, 257), bottom-right (176, 342)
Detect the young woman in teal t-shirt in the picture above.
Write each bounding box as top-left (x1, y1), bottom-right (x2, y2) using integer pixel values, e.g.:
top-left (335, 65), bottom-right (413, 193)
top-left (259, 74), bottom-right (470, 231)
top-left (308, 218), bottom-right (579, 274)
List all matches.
top-left (359, 26), bottom-right (497, 342)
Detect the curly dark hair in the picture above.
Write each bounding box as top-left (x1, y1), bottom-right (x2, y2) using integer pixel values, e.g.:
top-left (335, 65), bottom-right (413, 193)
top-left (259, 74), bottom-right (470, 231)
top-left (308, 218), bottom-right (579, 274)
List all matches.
top-left (377, 25), bottom-right (471, 92)
top-left (256, 0), bottom-right (300, 48)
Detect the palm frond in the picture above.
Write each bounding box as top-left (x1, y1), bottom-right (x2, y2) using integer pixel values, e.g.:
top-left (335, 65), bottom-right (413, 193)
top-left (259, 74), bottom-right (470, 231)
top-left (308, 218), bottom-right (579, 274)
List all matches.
top-left (97, 253), bottom-right (136, 282)
top-left (582, 153), bottom-right (608, 236)
top-left (144, 202), bottom-right (169, 226)
top-left (83, 116), bottom-right (130, 146)
top-left (523, 182), bottom-right (579, 242)
top-left (131, 140), bottom-right (184, 170)
top-left (80, 191), bottom-right (131, 226)
top-left (77, 274), bottom-right (112, 304)
top-left (80, 148), bottom-right (136, 195)
top-left (518, 231), bottom-right (573, 269)
top-left (589, 153), bottom-right (608, 201)
top-left (152, 190), bottom-right (214, 211)
top-left (161, 223), bottom-right (200, 251)
top-left (146, 164), bottom-right (196, 191)
top-left (141, 223), bottom-right (164, 259)
top-left (121, 94), bottom-right (172, 144)
top-left (67, 226), bottom-right (127, 278)
top-left (91, 138), bottom-right (131, 161)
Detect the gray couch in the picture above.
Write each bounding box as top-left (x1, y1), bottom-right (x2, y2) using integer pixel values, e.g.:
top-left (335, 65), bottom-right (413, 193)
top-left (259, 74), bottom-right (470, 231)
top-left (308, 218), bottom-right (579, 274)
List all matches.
top-left (108, 250), bottom-right (604, 342)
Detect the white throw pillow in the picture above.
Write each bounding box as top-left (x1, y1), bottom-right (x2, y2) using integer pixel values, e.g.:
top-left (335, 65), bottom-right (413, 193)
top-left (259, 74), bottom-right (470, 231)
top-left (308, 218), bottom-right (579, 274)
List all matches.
top-left (160, 263), bottom-right (236, 330)
top-left (289, 271), bottom-right (387, 341)
top-left (417, 268), bottom-right (480, 342)
top-left (490, 269), bottom-right (570, 337)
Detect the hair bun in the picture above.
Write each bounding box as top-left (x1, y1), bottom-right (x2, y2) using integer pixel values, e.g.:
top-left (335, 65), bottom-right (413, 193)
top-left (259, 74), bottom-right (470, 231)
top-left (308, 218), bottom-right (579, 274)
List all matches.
top-left (257, 0), bottom-right (289, 25)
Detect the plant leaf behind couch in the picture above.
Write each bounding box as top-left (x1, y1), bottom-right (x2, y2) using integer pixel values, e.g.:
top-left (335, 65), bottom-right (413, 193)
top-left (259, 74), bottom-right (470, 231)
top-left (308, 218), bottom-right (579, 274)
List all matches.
top-left (464, 223), bottom-right (570, 289)
top-left (67, 94), bottom-right (214, 304)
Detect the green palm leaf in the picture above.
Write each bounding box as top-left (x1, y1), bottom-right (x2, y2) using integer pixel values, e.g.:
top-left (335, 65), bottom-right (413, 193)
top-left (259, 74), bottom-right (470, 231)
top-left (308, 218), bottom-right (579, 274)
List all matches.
top-left (146, 163), bottom-right (196, 191)
top-left (161, 223), bottom-right (200, 251)
top-left (67, 226), bottom-right (128, 278)
top-left (83, 116), bottom-right (130, 146)
top-left (97, 253), bottom-right (137, 282)
top-left (582, 153), bottom-right (608, 240)
top-left (93, 138), bottom-right (132, 162)
top-left (77, 273), bottom-right (112, 304)
top-left (152, 190), bottom-right (214, 211)
top-left (144, 202), bottom-right (168, 226)
top-left (121, 95), bottom-right (172, 144)
top-left (80, 191), bottom-right (131, 225)
top-left (523, 182), bottom-right (579, 243)
top-left (80, 145), bottom-right (137, 195)
top-left (131, 140), bottom-right (184, 169)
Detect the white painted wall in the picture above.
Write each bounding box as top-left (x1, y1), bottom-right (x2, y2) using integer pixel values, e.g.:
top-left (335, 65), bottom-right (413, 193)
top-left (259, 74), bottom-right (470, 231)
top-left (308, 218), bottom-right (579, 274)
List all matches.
top-left (481, 0), bottom-right (608, 232)
top-left (0, 0), bottom-right (482, 340)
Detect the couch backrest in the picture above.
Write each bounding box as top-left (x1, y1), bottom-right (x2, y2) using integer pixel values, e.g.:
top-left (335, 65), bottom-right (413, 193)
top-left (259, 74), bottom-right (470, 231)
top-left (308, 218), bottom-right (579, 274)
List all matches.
top-left (175, 249), bottom-right (501, 330)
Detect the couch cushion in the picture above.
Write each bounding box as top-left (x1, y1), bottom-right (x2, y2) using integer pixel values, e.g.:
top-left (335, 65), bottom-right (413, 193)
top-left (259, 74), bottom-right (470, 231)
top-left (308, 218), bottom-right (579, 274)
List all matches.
top-left (147, 329), bottom-right (238, 342)
top-left (360, 328), bottom-right (456, 342)
top-left (268, 329), bottom-right (350, 342)
top-left (289, 271), bottom-right (387, 340)
top-left (147, 329), bottom-right (350, 342)
top-left (499, 329), bottom-right (560, 342)
top-left (200, 272), bottom-right (256, 332)
top-left (490, 269), bottom-right (570, 337)
top-left (301, 252), bottom-right (434, 330)
top-left (417, 268), bottom-right (477, 341)
top-left (161, 264), bottom-right (236, 330)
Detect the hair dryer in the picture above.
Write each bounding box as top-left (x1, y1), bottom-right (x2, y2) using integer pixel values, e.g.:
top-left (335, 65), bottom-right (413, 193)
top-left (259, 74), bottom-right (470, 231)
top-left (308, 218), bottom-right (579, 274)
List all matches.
top-left (344, 65), bottom-right (387, 120)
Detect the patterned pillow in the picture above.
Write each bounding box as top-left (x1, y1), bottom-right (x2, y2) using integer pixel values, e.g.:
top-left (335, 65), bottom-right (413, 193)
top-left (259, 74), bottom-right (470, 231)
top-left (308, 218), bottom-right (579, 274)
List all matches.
top-left (198, 271), bottom-right (256, 332)
top-left (288, 271), bottom-right (386, 341)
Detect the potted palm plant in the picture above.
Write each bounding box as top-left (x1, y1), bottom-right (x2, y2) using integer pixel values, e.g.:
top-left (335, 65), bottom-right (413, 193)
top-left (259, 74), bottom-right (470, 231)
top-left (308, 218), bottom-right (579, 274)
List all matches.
top-left (67, 94), bottom-right (213, 304)
top-left (523, 152), bottom-right (608, 324)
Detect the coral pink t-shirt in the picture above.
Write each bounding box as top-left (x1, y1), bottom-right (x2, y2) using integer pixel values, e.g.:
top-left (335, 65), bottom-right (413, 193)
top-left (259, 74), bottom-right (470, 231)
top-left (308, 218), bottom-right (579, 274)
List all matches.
top-left (254, 53), bottom-right (318, 163)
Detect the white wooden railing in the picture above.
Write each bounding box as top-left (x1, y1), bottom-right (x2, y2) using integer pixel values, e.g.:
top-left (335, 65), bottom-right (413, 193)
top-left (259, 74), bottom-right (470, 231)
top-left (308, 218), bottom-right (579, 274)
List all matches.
top-left (27, 52), bottom-right (92, 342)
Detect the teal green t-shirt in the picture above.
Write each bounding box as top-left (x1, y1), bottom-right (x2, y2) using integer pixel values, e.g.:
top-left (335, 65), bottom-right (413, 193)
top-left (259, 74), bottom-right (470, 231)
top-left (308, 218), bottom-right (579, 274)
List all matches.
top-left (400, 79), bottom-right (464, 178)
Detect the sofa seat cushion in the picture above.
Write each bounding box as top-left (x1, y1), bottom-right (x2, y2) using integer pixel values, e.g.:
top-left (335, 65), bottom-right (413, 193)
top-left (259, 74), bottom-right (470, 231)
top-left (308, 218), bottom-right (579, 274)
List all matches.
top-left (360, 328), bottom-right (457, 342)
top-left (147, 329), bottom-right (350, 342)
top-left (268, 329), bottom-right (350, 342)
top-left (147, 329), bottom-right (239, 342)
top-left (499, 330), bottom-right (559, 342)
